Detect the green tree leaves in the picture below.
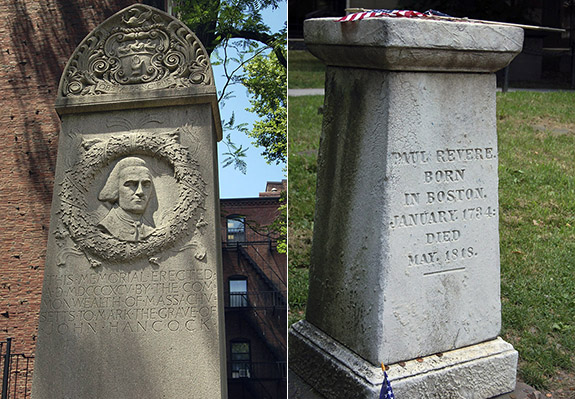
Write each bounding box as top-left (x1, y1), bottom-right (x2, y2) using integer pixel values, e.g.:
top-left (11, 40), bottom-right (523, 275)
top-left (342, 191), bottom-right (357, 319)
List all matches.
top-left (242, 49), bottom-right (287, 165)
top-left (174, 0), bottom-right (287, 171)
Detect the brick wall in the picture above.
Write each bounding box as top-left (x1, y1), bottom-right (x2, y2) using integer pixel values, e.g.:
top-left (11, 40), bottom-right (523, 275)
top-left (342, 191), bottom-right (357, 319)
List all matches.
top-left (0, 0), bottom-right (138, 356)
top-left (220, 195), bottom-right (287, 399)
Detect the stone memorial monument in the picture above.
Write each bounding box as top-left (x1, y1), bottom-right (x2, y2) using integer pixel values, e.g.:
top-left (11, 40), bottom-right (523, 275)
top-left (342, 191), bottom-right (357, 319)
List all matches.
top-left (289, 16), bottom-right (524, 398)
top-left (31, 5), bottom-right (227, 398)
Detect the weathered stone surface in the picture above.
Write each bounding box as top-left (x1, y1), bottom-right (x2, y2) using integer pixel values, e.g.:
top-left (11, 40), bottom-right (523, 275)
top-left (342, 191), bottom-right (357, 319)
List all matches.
top-left (291, 16), bottom-right (522, 399)
top-left (31, 5), bottom-right (227, 398)
top-left (306, 69), bottom-right (503, 365)
top-left (304, 17), bottom-right (523, 72)
top-left (290, 321), bottom-right (518, 399)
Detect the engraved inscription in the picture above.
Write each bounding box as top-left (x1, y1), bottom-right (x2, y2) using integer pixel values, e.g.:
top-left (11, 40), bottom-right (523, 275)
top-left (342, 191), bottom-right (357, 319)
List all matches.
top-left (39, 268), bottom-right (217, 334)
top-left (425, 229), bottom-right (460, 244)
top-left (425, 187), bottom-right (486, 204)
top-left (389, 209), bottom-right (458, 229)
top-left (391, 146), bottom-right (498, 275)
top-left (423, 169), bottom-right (465, 183)
top-left (391, 150), bottom-right (431, 165)
top-left (391, 147), bottom-right (495, 166)
top-left (435, 147), bottom-right (495, 163)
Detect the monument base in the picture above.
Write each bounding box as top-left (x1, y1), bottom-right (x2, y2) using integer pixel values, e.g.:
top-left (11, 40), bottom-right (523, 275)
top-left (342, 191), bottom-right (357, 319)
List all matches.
top-left (289, 321), bottom-right (518, 399)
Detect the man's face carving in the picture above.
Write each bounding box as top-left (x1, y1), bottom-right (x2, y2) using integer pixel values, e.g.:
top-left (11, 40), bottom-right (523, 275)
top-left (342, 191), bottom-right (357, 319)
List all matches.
top-left (118, 166), bottom-right (153, 214)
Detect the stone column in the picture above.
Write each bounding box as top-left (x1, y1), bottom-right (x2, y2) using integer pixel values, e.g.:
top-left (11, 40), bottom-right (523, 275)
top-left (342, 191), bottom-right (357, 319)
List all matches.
top-left (290, 17), bottom-right (523, 398)
top-left (31, 5), bottom-right (227, 398)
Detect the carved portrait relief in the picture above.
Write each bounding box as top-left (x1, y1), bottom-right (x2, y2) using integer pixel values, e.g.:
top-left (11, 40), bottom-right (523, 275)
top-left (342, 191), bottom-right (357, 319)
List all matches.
top-left (57, 126), bottom-right (207, 266)
top-left (98, 157), bottom-right (156, 242)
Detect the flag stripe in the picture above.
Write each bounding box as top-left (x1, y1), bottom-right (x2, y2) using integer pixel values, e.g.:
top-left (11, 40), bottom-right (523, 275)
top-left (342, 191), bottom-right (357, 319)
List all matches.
top-left (338, 9), bottom-right (451, 22)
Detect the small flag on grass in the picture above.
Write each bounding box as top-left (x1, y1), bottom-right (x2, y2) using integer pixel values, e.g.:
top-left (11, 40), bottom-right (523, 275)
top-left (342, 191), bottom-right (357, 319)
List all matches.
top-left (380, 363), bottom-right (395, 399)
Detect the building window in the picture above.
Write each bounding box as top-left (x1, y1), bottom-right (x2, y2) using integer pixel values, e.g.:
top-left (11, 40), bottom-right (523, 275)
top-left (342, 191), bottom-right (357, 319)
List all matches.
top-left (230, 341), bottom-right (251, 378)
top-left (227, 216), bottom-right (245, 243)
top-left (229, 277), bottom-right (248, 307)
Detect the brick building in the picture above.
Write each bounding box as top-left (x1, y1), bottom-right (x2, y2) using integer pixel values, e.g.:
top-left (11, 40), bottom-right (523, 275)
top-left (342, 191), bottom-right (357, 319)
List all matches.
top-left (0, 0), bottom-right (137, 355)
top-left (0, 1), bottom-right (286, 397)
top-left (221, 181), bottom-right (287, 399)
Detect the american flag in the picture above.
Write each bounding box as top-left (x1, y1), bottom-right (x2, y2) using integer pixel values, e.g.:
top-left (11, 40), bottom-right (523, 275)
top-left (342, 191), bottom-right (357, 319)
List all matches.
top-left (339, 9), bottom-right (451, 22)
top-left (379, 364), bottom-right (395, 399)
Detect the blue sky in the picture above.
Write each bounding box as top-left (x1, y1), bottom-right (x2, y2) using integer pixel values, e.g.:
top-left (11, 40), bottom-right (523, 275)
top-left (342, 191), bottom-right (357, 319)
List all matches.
top-left (213, 1), bottom-right (287, 199)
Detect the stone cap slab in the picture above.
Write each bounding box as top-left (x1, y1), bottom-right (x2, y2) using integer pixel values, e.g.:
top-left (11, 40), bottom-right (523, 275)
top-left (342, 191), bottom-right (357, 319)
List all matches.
top-left (55, 85), bottom-right (221, 140)
top-left (304, 17), bottom-right (524, 72)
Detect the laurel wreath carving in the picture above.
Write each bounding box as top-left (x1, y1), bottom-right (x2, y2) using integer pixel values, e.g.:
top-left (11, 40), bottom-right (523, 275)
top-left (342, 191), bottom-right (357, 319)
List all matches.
top-left (58, 127), bottom-right (206, 263)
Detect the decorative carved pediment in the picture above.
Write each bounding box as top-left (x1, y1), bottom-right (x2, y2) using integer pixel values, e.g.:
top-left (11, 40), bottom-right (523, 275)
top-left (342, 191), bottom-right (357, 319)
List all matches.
top-left (59, 4), bottom-right (213, 97)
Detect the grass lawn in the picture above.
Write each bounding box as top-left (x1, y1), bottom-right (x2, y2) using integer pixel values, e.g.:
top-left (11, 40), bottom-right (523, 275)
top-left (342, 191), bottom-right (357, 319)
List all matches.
top-left (287, 95), bottom-right (324, 325)
top-left (288, 91), bottom-right (575, 390)
top-left (287, 50), bottom-right (326, 89)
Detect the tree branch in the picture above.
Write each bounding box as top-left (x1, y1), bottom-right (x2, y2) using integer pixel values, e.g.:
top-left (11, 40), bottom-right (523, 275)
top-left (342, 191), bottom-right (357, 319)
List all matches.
top-left (225, 29), bottom-right (286, 68)
top-left (217, 43), bottom-right (269, 103)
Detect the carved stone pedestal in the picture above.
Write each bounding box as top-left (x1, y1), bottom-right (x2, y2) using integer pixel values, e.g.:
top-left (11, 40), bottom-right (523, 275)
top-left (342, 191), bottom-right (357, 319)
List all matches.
top-left (289, 16), bottom-right (524, 399)
top-left (291, 321), bottom-right (518, 399)
top-left (31, 5), bottom-right (227, 398)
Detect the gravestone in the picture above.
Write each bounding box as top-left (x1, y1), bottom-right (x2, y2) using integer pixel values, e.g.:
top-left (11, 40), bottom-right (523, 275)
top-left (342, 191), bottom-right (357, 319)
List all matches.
top-left (31, 5), bottom-right (227, 398)
top-left (289, 17), bottom-right (524, 398)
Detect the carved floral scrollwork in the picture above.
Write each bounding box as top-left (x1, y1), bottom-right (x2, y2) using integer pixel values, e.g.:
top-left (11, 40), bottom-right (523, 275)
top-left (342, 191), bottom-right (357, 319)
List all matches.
top-left (61, 4), bottom-right (212, 97)
top-left (58, 127), bottom-right (206, 264)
